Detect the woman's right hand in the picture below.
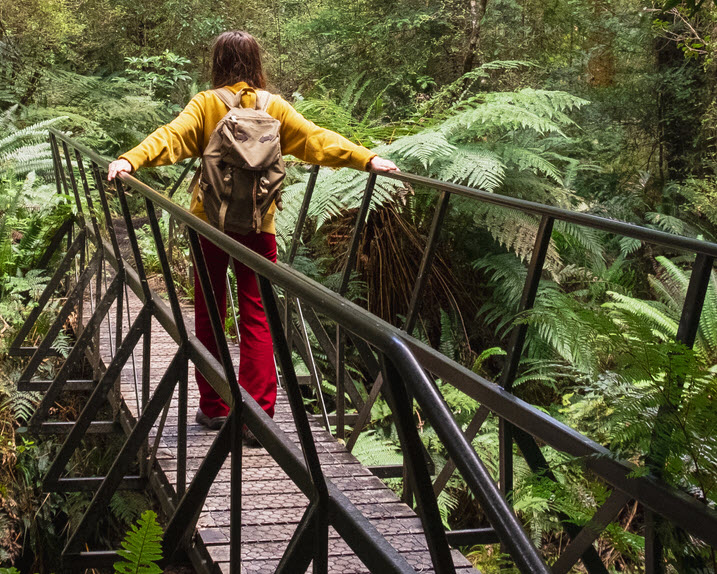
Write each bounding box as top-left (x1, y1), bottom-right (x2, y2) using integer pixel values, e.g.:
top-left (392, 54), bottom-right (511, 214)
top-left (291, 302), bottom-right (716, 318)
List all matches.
top-left (107, 159), bottom-right (133, 181)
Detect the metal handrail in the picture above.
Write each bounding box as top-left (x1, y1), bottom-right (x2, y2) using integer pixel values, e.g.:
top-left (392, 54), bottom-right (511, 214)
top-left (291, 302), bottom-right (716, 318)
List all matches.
top-left (29, 127), bottom-right (717, 574)
top-left (379, 170), bottom-right (717, 258)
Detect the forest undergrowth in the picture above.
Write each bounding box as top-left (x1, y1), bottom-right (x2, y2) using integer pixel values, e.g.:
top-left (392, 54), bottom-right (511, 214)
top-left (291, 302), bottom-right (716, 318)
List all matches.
top-left (2, 0), bottom-right (717, 572)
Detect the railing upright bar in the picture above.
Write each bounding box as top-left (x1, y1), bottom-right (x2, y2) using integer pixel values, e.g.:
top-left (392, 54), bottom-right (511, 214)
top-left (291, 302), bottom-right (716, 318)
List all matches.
top-left (60, 140), bottom-right (86, 217)
top-left (187, 228), bottom-right (243, 570)
top-left (114, 181), bottom-right (153, 301)
top-left (229, 410), bottom-right (242, 574)
top-left (288, 164), bottom-right (320, 265)
top-left (336, 326), bottom-right (346, 440)
top-left (59, 143), bottom-right (86, 318)
top-left (339, 172), bottom-right (376, 296)
top-left (404, 191), bottom-right (450, 335)
top-left (388, 340), bottom-right (551, 574)
top-left (499, 215), bottom-right (554, 499)
top-left (75, 151), bottom-right (104, 381)
top-left (295, 299), bottom-right (332, 432)
top-left (89, 163), bottom-right (121, 362)
top-left (50, 134), bottom-right (75, 294)
top-left (259, 275), bottom-right (330, 573)
top-left (90, 163), bottom-right (124, 273)
top-left (144, 196), bottom-right (190, 495)
top-left (381, 355), bottom-right (456, 574)
top-left (645, 252), bottom-right (715, 572)
top-left (93, 238), bottom-right (103, 376)
top-left (500, 215), bottom-right (554, 391)
top-left (74, 152), bottom-right (104, 253)
top-left (168, 158), bottom-right (197, 200)
top-left (145, 198), bottom-right (188, 341)
top-left (142, 314), bottom-right (151, 413)
top-left (186, 233), bottom-right (239, 369)
top-left (177, 353), bottom-right (188, 499)
top-left (50, 134), bottom-right (73, 205)
top-left (114, 179), bottom-right (154, 464)
top-left (284, 165), bottom-right (320, 354)
top-left (49, 133), bottom-right (64, 197)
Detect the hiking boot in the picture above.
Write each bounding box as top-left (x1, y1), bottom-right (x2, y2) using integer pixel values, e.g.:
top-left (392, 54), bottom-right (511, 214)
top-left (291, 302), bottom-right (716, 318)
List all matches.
top-left (242, 425), bottom-right (261, 448)
top-left (195, 408), bottom-right (227, 430)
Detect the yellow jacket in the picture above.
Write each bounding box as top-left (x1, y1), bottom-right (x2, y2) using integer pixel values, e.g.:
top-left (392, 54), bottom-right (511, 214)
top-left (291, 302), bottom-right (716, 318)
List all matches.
top-left (120, 82), bottom-right (376, 234)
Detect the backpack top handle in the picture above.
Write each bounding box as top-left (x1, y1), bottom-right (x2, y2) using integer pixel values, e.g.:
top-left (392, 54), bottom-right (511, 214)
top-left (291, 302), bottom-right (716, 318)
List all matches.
top-left (214, 86), bottom-right (270, 111)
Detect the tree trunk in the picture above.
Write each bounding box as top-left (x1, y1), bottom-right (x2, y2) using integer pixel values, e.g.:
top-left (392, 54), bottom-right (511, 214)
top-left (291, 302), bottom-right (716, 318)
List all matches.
top-left (462, 0), bottom-right (488, 74)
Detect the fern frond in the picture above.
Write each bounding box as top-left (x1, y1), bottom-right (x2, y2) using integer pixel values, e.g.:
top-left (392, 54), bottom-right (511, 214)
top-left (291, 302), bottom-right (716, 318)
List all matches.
top-left (497, 143), bottom-right (563, 184)
top-left (437, 147), bottom-right (505, 191)
top-left (351, 430), bottom-right (403, 467)
top-left (605, 292), bottom-right (679, 340)
top-left (388, 131), bottom-right (456, 169)
top-left (114, 510), bottom-right (163, 574)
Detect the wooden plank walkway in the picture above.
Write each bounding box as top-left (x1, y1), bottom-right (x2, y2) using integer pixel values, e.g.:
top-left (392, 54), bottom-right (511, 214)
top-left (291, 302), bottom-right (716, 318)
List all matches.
top-left (93, 276), bottom-right (477, 574)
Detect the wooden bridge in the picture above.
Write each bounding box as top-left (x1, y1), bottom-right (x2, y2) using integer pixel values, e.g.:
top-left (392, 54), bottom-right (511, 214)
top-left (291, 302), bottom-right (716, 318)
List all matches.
top-left (9, 128), bottom-right (717, 574)
top-left (104, 283), bottom-right (475, 573)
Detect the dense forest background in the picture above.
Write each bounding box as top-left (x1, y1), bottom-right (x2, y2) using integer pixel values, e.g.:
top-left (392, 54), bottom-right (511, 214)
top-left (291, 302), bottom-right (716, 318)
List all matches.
top-left (2, 0), bottom-right (717, 572)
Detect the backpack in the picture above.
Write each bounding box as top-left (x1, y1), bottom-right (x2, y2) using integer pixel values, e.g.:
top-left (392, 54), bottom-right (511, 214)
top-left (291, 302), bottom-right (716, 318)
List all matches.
top-left (196, 86), bottom-right (285, 234)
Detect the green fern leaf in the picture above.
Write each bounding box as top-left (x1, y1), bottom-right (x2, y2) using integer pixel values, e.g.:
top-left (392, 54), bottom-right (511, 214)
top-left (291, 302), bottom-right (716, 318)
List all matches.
top-left (114, 510), bottom-right (163, 574)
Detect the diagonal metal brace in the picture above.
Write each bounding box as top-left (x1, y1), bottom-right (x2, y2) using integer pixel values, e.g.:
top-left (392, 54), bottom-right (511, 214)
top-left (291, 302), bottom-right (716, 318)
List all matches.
top-left (43, 305), bottom-right (150, 487)
top-left (28, 272), bottom-right (122, 425)
top-left (10, 224), bottom-right (83, 353)
top-left (64, 347), bottom-right (185, 554)
top-left (17, 250), bottom-right (100, 384)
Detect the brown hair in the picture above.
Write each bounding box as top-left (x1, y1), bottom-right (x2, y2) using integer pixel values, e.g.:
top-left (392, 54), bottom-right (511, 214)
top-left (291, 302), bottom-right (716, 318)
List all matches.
top-left (211, 30), bottom-right (266, 89)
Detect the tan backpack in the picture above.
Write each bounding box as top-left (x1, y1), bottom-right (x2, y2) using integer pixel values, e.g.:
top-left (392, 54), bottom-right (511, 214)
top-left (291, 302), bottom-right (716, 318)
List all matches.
top-left (196, 87), bottom-right (285, 234)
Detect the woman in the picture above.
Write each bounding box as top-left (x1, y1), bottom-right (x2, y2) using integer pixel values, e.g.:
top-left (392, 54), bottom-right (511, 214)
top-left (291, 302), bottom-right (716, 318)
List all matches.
top-left (108, 30), bottom-right (398, 436)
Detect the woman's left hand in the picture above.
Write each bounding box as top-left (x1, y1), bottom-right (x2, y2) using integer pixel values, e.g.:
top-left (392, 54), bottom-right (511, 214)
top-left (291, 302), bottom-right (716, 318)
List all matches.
top-left (369, 156), bottom-right (399, 172)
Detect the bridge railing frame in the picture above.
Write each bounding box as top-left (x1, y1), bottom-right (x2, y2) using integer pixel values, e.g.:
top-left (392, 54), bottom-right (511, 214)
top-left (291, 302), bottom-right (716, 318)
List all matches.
top-left (9, 127), bottom-right (717, 574)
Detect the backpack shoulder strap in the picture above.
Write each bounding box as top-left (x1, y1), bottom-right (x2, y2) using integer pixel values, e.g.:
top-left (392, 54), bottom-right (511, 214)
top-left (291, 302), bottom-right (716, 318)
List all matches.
top-left (213, 87), bottom-right (238, 109)
top-left (256, 90), bottom-right (271, 111)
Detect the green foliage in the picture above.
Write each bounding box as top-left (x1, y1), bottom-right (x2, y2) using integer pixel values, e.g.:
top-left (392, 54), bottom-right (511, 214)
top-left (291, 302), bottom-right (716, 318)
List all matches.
top-left (0, 109), bottom-right (66, 176)
top-left (293, 75), bottom-right (404, 147)
top-left (114, 510), bottom-right (163, 574)
top-left (123, 51), bottom-right (193, 112)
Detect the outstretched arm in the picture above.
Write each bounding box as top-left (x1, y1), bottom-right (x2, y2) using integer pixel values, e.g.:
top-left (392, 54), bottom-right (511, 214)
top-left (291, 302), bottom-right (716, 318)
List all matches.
top-left (271, 95), bottom-right (398, 173)
top-left (108, 93), bottom-right (206, 181)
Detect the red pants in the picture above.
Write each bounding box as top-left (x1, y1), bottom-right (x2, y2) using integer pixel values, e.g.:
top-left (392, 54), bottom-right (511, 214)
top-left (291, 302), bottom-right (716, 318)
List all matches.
top-left (193, 231), bottom-right (277, 418)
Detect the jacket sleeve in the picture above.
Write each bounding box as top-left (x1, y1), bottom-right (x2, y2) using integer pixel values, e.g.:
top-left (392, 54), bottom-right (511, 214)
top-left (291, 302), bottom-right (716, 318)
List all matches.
top-left (270, 96), bottom-right (376, 171)
top-left (119, 93), bottom-right (206, 170)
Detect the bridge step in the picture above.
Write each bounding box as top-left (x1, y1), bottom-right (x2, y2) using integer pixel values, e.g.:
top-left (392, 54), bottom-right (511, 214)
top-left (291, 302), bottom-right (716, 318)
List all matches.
top-left (46, 476), bottom-right (146, 492)
top-left (37, 421), bottom-right (118, 434)
top-left (368, 464), bottom-right (405, 479)
top-left (312, 413), bottom-right (358, 425)
top-left (10, 347), bottom-right (65, 357)
top-left (446, 527), bottom-right (500, 546)
top-left (62, 550), bottom-right (119, 569)
top-left (18, 379), bottom-right (97, 392)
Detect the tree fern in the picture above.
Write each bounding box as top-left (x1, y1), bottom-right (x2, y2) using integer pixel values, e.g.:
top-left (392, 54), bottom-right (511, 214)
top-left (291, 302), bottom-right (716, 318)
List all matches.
top-left (388, 131), bottom-right (456, 170)
top-left (436, 147), bottom-right (505, 191)
top-left (114, 510), bottom-right (163, 574)
top-left (603, 256), bottom-right (717, 362)
top-left (0, 113), bottom-right (67, 176)
top-left (275, 164), bottom-right (408, 253)
top-left (293, 75), bottom-right (402, 147)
